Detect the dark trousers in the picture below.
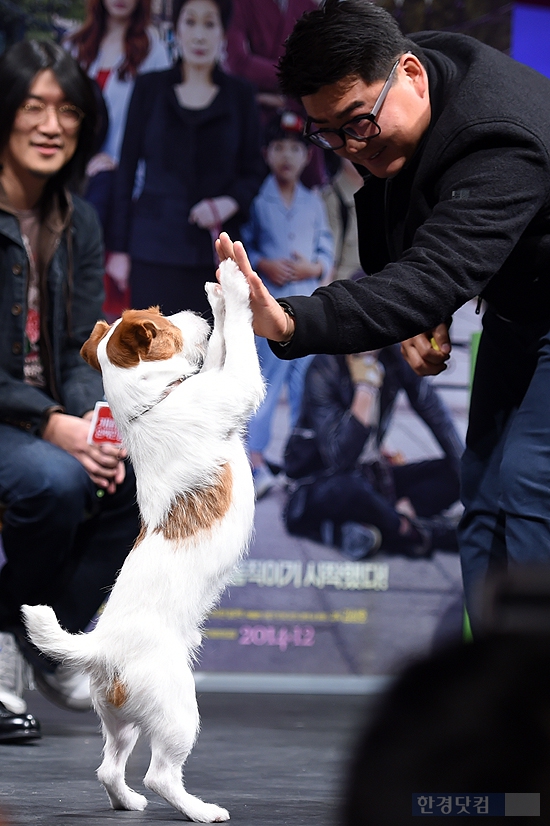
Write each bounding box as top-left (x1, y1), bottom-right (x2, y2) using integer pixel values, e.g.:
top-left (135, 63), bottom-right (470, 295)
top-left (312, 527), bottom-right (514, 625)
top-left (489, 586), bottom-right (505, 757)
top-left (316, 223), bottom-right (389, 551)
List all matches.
top-left (130, 260), bottom-right (216, 319)
top-left (286, 457), bottom-right (459, 548)
top-left (459, 308), bottom-right (550, 629)
top-left (0, 424), bottom-right (139, 646)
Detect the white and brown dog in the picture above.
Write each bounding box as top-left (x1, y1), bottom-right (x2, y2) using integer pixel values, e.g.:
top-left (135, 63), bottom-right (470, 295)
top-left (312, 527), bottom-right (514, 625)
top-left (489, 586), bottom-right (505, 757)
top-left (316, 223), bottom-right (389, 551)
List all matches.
top-left (22, 260), bottom-right (264, 822)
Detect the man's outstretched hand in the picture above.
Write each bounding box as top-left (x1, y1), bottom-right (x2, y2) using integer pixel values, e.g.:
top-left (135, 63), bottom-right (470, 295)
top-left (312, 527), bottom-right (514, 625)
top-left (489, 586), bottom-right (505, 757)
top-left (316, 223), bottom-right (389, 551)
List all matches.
top-left (215, 232), bottom-right (295, 342)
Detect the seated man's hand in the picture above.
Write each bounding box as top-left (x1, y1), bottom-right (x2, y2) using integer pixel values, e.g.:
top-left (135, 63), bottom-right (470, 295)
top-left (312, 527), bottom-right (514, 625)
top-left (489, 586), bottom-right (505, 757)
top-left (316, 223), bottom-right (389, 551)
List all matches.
top-left (400, 323), bottom-right (451, 376)
top-left (215, 232), bottom-right (295, 342)
top-left (43, 412), bottom-right (127, 494)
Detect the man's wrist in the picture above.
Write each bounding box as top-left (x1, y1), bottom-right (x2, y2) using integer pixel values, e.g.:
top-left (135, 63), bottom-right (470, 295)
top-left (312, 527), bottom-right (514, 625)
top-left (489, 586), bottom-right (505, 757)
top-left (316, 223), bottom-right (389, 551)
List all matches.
top-left (278, 301), bottom-right (296, 344)
top-left (39, 406), bottom-right (65, 437)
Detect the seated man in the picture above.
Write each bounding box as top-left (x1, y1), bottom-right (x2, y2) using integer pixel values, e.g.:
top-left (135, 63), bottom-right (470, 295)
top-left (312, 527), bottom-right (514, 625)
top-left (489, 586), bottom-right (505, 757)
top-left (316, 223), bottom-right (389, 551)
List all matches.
top-left (0, 40), bottom-right (139, 742)
top-left (284, 346), bottom-right (462, 558)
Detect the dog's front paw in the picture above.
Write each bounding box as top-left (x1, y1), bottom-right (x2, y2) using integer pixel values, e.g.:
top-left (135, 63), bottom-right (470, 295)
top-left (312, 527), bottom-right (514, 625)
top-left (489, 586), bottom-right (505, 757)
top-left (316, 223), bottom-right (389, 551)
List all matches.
top-left (205, 281), bottom-right (225, 317)
top-left (218, 259), bottom-right (250, 306)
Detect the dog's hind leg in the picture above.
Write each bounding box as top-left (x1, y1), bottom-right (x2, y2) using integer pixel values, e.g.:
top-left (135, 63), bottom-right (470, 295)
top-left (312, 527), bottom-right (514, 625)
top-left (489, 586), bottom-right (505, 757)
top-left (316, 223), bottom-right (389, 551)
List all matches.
top-left (145, 736), bottom-right (230, 822)
top-left (143, 695), bottom-right (229, 822)
top-left (96, 709), bottom-right (147, 811)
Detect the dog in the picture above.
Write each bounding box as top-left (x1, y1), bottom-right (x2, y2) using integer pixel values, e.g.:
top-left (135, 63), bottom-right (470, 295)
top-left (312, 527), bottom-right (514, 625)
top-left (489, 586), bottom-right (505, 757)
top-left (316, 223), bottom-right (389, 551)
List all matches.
top-left (22, 259), bottom-right (265, 822)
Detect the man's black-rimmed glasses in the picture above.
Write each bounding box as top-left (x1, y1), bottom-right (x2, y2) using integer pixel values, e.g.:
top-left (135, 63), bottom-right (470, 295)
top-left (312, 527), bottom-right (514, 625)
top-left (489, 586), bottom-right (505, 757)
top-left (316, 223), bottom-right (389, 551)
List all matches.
top-left (303, 57), bottom-right (401, 150)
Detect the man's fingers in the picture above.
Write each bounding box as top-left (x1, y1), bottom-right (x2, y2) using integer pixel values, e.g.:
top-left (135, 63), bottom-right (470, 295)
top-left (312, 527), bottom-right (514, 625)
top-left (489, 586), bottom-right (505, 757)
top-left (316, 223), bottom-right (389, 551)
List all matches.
top-left (114, 460), bottom-right (126, 486)
top-left (215, 232), bottom-right (290, 340)
top-left (232, 240), bottom-right (256, 278)
top-left (431, 322), bottom-right (452, 355)
top-left (98, 443), bottom-right (127, 460)
top-left (400, 340), bottom-right (425, 371)
top-left (89, 447), bottom-right (120, 469)
top-left (215, 232), bottom-right (235, 262)
top-left (401, 334), bottom-right (449, 376)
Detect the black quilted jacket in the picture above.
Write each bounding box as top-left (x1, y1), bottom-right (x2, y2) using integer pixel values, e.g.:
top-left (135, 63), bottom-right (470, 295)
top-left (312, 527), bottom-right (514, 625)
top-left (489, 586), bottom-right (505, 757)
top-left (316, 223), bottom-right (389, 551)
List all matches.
top-left (271, 31), bottom-right (550, 359)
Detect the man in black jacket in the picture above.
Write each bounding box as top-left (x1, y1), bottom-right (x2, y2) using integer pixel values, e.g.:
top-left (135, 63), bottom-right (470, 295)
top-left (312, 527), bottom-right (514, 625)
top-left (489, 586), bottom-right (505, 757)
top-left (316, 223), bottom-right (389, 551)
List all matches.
top-left (0, 41), bottom-right (139, 741)
top-left (216, 0), bottom-right (550, 630)
top-left (284, 347), bottom-right (462, 558)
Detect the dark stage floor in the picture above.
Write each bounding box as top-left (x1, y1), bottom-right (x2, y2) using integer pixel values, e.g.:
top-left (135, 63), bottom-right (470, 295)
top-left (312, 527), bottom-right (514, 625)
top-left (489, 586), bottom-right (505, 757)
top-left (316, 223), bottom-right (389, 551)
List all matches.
top-left (0, 690), bottom-right (376, 826)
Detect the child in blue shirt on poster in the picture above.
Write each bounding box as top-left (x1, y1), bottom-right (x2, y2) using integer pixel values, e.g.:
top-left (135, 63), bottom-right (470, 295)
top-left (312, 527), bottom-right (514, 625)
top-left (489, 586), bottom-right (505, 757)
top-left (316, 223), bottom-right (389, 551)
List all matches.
top-left (241, 111), bottom-right (334, 497)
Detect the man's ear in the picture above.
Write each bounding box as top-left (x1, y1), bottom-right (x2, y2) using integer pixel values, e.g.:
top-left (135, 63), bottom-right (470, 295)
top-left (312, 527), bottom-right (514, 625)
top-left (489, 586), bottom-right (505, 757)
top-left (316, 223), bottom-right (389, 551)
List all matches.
top-left (80, 320), bottom-right (111, 371)
top-left (402, 53), bottom-right (429, 100)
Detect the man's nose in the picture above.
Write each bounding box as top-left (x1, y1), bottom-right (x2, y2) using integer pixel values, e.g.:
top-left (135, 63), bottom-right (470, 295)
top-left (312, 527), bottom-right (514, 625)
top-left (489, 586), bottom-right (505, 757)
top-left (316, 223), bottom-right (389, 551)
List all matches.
top-left (343, 134), bottom-right (364, 153)
top-left (40, 106), bottom-right (63, 132)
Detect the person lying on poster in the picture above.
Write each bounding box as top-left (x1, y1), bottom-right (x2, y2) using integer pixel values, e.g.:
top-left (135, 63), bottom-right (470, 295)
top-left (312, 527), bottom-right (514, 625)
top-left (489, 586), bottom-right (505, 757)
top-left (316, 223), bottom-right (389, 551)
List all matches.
top-left (283, 345), bottom-right (462, 560)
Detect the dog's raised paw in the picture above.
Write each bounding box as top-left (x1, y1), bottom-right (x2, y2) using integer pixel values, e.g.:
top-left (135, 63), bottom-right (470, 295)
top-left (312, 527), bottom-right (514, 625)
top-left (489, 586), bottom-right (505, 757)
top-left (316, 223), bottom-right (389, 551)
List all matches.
top-left (218, 259), bottom-right (249, 304)
top-left (205, 281), bottom-right (225, 314)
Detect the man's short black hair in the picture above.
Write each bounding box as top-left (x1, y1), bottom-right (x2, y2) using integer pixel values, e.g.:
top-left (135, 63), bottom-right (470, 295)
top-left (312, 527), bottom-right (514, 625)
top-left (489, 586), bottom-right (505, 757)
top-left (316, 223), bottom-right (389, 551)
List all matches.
top-left (278, 0), bottom-right (421, 100)
top-left (0, 40), bottom-right (98, 195)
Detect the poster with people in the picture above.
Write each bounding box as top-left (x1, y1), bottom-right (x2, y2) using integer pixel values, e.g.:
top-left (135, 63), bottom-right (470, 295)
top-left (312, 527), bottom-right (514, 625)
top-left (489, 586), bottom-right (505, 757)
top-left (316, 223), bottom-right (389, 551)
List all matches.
top-left (199, 302), bottom-right (482, 679)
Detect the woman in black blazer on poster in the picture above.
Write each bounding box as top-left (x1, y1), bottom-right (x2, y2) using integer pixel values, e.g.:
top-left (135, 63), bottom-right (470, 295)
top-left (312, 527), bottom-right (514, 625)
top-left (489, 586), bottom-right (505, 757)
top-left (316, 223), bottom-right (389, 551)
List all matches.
top-left (108, 0), bottom-right (263, 316)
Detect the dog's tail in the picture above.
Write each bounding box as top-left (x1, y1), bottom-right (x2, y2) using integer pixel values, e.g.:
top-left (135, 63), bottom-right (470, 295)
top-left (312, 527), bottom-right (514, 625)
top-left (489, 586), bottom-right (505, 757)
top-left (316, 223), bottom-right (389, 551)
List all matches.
top-left (21, 605), bottom-right (97, 670)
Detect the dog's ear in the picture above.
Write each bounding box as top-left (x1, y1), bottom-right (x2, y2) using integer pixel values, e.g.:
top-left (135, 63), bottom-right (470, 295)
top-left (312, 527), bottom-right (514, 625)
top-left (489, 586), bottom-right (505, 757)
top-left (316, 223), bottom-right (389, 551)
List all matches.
top-left (80, 320), bottom-right (111, 371)
top-left (106, 315), bottom-right (162, 368)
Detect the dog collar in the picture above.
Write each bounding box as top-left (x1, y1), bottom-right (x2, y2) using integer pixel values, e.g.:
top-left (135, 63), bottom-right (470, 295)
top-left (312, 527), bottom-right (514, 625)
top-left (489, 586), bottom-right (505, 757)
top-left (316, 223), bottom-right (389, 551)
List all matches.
top-left (128, 368), bottom-right (201, 422)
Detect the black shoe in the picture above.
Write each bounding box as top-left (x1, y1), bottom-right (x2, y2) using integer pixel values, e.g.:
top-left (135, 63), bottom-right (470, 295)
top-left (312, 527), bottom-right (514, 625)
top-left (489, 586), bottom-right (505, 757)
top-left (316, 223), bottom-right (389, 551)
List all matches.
top-left (0, 700), bottom-right (41, 743)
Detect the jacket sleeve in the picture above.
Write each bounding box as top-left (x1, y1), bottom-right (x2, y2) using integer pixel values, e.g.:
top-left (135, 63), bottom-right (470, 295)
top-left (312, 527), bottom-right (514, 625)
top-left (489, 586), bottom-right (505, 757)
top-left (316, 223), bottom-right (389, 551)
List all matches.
top-left (305, 356), bottom-right (371, 473)
top-left (58, 199), bottom-right (105, 417)
top-left (0, 370), bottom-right (61, 435)
top-left (269, 137), bottom-right (550, 359)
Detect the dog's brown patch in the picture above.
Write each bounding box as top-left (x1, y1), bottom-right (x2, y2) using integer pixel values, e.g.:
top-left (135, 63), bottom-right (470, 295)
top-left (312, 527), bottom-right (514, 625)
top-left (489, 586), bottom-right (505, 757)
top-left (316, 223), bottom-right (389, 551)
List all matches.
top-left (80, 320), bottom-right (112, 371)
top-left (133, 522), bottom-right (147, 550)
top-left (106, 677), bottom-right (127, 708)
top-left (105, 308), bottom-right (184, 369)
top-left (156, 463), bottom-right (233, 541)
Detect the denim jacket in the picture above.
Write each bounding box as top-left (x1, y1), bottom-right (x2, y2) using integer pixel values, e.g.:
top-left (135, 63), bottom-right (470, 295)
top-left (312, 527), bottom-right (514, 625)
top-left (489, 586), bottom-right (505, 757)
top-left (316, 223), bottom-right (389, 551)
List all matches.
top-left (0, 188), bottom-right (105, 435)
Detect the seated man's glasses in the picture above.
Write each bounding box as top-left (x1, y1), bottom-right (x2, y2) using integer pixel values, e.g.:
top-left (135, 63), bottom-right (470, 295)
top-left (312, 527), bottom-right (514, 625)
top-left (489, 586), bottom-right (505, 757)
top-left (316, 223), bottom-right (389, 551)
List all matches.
top-left (304, 57), bottom-right (401, 150)
top-left (18, 99), bottom-right (85, 133)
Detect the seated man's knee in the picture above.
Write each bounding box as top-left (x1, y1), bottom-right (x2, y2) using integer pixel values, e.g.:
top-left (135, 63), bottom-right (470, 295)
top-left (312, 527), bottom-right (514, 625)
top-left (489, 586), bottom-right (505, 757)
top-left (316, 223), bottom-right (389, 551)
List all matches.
top-left (8, 449), bottom-right (90, 519)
